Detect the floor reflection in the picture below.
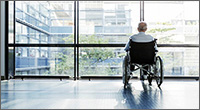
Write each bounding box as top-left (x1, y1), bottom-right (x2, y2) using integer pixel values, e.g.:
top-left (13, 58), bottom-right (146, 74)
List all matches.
top-left (115, 81), bottom-right (163, 109)
top-left (1, 80), bottom-right (198, 109)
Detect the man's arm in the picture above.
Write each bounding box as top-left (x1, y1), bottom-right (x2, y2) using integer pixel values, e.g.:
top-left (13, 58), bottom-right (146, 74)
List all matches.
top-left (155, 44), bottom-right (158, 52)
top-left (124, 40), bottom-right (130, 52)
top-left (153, 38), bottom-right (158, 52)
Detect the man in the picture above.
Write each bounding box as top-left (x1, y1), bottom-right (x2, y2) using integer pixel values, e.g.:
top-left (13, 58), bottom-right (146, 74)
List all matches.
top-left (123, 21), bottom-right (157, 80)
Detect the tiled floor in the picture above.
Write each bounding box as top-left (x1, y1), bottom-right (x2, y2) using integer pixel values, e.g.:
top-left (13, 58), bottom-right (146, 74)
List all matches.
top-left (1, 79), bottom-right (199, 109)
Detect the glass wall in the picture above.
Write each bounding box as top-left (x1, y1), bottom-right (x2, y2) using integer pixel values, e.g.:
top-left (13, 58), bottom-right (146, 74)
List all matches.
top-left (78, 1), bottom-right (199, 77)
top-left (8, 1), bottom-right (199, 77)
top-left (14, 1), bottom-right (75, 76)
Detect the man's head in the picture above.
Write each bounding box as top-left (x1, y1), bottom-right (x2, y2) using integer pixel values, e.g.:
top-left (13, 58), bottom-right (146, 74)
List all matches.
top-left (137, 21), bottom-right (147, 32)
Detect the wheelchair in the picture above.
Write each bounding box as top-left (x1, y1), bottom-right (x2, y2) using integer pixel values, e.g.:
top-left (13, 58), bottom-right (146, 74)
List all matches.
top-left (123, 39), bottom-right (164, 88)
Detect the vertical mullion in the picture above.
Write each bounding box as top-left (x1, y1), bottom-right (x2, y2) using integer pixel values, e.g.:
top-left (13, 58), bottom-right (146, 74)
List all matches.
top-left (77, 1), bottom-right (79, 80)
top-left (13, 1), bottom-right (16, 77)
top-left (5, 1), bottom-right (9, 80)
top-left (140, 1), bottom-right (144, 21)
top-left (74, 1), bottom-right (76, 80)
top-left (143, 1), bottom-right (144, 21)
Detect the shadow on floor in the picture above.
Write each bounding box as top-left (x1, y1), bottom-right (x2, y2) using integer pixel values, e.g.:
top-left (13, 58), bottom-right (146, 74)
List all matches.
top-left (115, 81), bottom-right (163, 109)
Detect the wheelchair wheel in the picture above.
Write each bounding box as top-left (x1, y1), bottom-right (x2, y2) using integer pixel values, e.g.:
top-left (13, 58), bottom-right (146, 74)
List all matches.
top-left (123, 66), bottom-right (130, 89)
top-left (155, 56), bottom-right (164, 87)
top-left (123, 60), bottom-right (129, 88)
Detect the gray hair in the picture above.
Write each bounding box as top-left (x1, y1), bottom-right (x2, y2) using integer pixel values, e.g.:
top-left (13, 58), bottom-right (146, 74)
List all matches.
top-left (138, 21), bottom-right (147, 31)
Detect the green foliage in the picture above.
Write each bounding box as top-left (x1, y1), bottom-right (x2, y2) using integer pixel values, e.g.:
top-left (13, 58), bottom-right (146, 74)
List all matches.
top-left (48, 50), bottom-right (74, 75)
top-left (146, 22), bottom-right (179, 44)
top-left (80, 34), bottom-right (109, 44)
top-left (62, 34), bottom-right (74, 43)
top-left (56, 34), bottom-right (117, 76)
top-left (147, 28), bottom-right (176, 33)
top-left (56, 53), bottom-right (74, 73)
top-left (126, 33), bottom-right (133, 36)
top-left (156, 22), bottom-right (172, 25)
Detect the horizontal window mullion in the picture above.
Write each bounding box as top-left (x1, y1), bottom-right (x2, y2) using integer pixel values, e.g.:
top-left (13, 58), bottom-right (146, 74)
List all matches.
top-left (78, 44), bottom-right (199, 47)
top-left (8, 44), bottom-right (199, 47)
top-left (8, 44), bottom-right (75, 47)
top-left (158, 44), bottom-right (199, 47)
top-left (78, 44), bottom-right (125, 47)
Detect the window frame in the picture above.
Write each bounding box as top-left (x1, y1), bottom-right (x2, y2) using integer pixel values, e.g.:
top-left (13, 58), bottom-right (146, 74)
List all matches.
top-left (5, 1), bottom-right (199, 80)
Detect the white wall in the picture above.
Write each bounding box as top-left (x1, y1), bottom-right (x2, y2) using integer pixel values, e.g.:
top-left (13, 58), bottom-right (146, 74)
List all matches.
top-left (1, 1), bottom-right (5, 78)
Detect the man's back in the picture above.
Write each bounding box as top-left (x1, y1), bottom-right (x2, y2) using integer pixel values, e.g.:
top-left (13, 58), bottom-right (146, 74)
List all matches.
top-left (124, 32), bottom-right (155, 51)
top-left (131, 32), bottom-right (154, 42)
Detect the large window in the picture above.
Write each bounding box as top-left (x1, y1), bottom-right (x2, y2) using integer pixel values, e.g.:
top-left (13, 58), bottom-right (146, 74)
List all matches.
top-left (12, 1), bottom-right (75, 77)
top-left (6, 1), bottom-right (199, 79)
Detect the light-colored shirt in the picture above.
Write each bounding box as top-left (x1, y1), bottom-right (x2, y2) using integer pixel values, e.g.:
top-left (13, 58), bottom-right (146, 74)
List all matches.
top-left (124, 32), bottom-right (157, 51)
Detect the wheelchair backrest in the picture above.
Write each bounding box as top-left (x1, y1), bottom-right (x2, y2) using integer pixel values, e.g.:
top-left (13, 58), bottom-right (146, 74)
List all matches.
top-left (129, 39), bottom-right (157, 65)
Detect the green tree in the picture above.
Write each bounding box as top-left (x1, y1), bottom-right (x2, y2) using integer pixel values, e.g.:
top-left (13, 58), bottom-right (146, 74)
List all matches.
top-left (54, 34), bottom-right (116, 76)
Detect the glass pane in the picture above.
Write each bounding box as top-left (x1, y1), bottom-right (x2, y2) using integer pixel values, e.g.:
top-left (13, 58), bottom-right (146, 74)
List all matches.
top-left (79, 1), bottom-right (140, 44)
top-left (79, 47), bottom-right (199, 76)
top-left (15, 47), bottom-right (74, 76)
top-left (15, 1), bottom-right (74, 44)
top-left (79, 47), bottom-right (124, 76)
top-left (145, 1), bottom-right (199, 44)
top-left (158, 47), bottom-right (199, 76)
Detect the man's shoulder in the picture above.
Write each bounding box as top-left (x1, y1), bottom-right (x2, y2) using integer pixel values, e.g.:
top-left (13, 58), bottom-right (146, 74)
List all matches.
top-left (145, 34), bottom-right (153, 37)
top-left (130, 34), bottom-right (139, 38)
top-left (143, 34), bottom-right (154, 40)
